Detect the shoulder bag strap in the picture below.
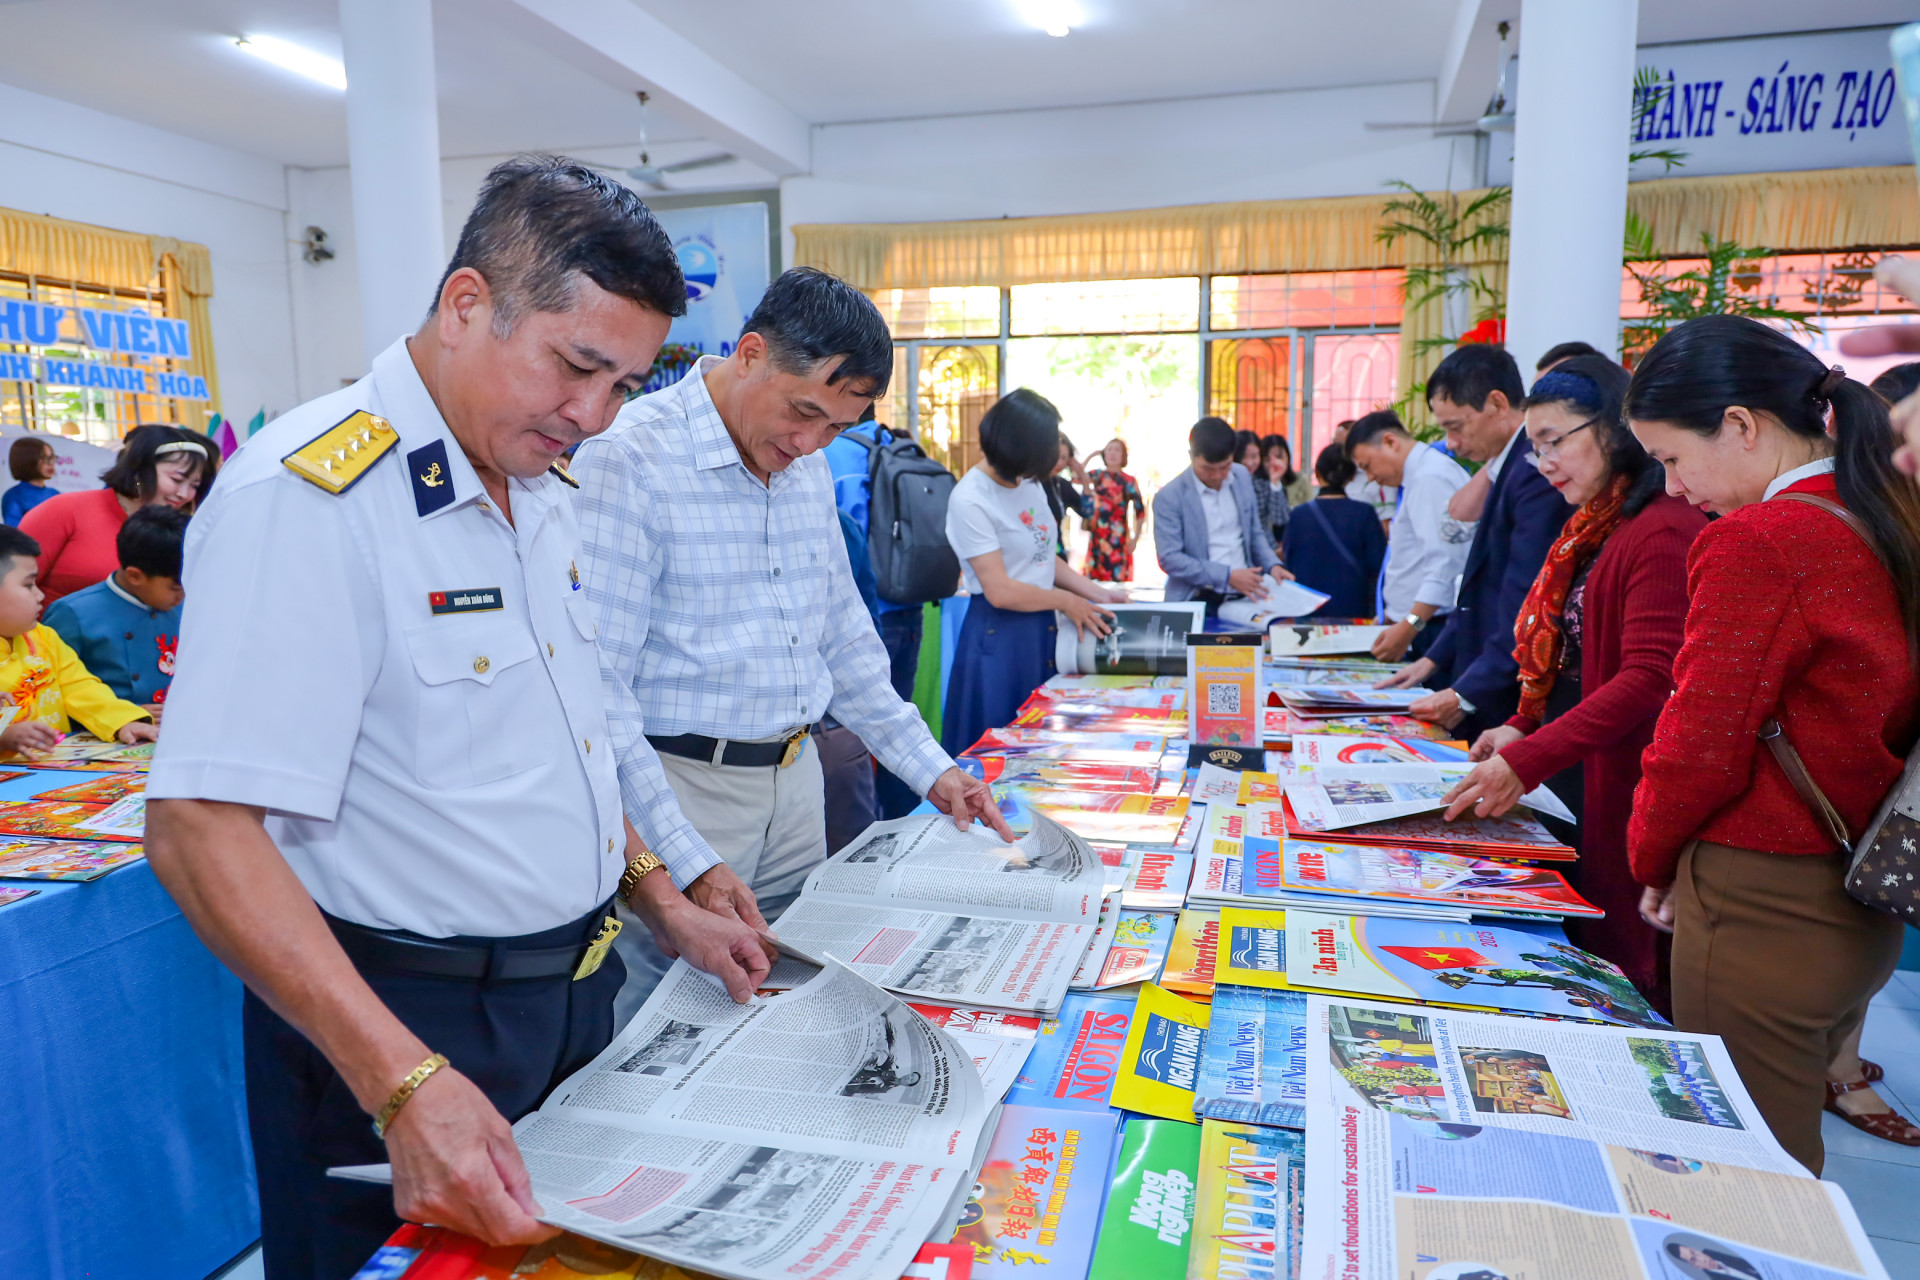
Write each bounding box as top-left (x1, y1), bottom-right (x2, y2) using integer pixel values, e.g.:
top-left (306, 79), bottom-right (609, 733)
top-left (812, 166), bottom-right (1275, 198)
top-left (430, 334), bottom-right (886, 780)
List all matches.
top-left (1754, 488), bottom-right (1880, 853)
top-left (1757, 719), bottom-right (1854, 852)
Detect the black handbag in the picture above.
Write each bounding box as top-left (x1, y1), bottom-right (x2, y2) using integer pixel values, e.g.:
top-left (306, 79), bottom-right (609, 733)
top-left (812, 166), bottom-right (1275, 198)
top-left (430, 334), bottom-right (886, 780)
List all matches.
top-left (1758, 491), bottom-right (1920, 926)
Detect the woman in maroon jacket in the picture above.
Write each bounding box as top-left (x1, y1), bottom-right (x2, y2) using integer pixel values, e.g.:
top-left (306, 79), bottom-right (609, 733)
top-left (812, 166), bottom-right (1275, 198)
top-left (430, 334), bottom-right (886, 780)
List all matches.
top-left (1625, 315), bottom-right (1920, 1173)
top-left (1441, 355), bottom-right (1705, 1015)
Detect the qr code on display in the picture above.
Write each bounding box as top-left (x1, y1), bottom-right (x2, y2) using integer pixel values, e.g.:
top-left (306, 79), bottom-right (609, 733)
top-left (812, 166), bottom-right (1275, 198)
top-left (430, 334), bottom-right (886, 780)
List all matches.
top-left (1207, 682), bottom-right (1241, 715)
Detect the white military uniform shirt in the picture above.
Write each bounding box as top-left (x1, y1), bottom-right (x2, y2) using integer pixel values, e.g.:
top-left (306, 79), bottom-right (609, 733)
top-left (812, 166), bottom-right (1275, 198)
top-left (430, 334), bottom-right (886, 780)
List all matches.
top-left (146, 337), bottom-right (625, 937)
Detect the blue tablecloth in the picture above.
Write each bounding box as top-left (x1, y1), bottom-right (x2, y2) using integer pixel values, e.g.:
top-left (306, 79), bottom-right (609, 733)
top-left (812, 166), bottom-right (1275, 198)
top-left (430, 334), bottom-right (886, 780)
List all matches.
top-left (0, 774), bottom-right (256, 1279)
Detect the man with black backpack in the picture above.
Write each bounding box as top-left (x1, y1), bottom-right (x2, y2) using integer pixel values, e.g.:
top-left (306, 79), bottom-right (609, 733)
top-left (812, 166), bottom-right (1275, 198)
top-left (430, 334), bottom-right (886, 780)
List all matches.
top-left (824, 404), bottom-right (962, 819)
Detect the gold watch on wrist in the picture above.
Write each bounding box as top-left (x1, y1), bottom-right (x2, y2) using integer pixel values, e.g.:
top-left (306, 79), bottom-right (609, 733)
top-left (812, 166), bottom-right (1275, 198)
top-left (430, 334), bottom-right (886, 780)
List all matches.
top-left (618, 849), bottom-right (667, 905)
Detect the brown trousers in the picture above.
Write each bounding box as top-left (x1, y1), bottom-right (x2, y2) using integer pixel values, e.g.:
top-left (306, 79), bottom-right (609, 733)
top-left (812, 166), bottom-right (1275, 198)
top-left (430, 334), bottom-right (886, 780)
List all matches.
top-left (1671, 839), bottom-right (1904, 1175)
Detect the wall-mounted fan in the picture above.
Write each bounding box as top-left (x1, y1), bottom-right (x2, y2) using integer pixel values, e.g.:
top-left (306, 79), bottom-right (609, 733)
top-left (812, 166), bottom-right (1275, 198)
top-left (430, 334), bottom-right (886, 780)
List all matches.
top-left (1365, 21), bottom-right (1515, 138)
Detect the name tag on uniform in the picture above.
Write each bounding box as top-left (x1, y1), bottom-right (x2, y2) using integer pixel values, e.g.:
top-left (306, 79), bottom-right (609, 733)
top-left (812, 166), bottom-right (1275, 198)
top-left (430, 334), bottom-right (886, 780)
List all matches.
top-left (429, 588), bottom-right (503, 615)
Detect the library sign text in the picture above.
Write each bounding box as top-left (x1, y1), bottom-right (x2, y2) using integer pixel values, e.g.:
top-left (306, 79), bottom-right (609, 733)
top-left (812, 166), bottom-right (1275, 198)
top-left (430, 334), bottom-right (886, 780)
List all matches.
top-left (0, 299), bottom-right (208, 401)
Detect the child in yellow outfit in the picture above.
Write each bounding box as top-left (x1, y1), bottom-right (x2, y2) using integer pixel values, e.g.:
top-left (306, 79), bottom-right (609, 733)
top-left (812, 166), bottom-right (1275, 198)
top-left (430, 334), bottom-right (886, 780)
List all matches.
top-left (0, 524), bottom-right (156, 754)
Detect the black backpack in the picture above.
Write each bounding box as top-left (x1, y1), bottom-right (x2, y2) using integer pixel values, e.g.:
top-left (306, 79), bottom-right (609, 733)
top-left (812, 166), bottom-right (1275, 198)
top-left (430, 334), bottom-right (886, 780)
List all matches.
top-left (847, 427), bottom-right (961, 606)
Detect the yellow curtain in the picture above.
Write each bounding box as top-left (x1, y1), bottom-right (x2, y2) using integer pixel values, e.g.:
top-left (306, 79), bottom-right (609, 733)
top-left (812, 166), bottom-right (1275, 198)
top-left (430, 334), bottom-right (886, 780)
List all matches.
top-left (794, 165), bottom-right (1919, 290)
top-left (0, 206), bottom-right (220, 432)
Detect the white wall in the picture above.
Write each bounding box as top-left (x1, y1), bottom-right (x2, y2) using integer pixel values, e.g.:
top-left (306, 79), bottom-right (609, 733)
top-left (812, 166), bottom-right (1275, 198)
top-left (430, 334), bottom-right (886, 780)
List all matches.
top-left (0, 81), bottom-right (300, 425)
top-left (782, 80), bottom-right (1473, 263)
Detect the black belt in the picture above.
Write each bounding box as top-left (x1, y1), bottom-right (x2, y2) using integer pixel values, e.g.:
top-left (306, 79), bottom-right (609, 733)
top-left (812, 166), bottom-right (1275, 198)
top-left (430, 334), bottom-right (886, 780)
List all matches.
top-left (647, 726), bottom-right (811, 768)
top-left (325, 902), bottom-right (615, 983)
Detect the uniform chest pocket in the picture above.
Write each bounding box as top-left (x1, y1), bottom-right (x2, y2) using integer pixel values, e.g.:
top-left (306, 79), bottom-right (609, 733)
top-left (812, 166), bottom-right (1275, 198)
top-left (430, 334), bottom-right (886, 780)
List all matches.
top-left (404, 617), bottom-right (551, 789)
top-left (564, 594), bottom-right (598, 644)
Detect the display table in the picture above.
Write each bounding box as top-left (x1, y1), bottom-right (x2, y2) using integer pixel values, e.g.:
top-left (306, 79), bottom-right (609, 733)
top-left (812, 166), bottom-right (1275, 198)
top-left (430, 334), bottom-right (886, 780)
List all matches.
top-left (1, 858), bottom-right (257, 1279)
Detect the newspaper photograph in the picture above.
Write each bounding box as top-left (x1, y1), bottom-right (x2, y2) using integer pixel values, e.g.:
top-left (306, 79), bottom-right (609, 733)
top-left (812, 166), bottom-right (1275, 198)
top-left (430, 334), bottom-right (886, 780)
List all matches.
top-left (1299, 995), bottom-right (1890, 1280)
top-left (1055, 602), bottom-right (1204, 675)
top-left (334, 960), bottom-right (987, 1280)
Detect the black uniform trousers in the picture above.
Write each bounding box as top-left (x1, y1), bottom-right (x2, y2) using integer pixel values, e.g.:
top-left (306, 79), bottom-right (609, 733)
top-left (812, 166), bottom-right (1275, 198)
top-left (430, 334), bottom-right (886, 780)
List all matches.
top-left (244, 904), bottom-right (626, 1280)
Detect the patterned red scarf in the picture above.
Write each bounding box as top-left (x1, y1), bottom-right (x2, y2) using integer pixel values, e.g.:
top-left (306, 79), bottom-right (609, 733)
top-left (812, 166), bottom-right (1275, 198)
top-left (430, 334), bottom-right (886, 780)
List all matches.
top-left (1512, 472), bottom-right (1633, 722)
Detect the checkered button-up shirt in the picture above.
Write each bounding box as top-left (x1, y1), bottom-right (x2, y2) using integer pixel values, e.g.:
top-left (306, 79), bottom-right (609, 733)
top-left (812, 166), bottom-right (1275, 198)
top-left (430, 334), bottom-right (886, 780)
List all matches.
top-left (573, 358), bottom-right (953, 885)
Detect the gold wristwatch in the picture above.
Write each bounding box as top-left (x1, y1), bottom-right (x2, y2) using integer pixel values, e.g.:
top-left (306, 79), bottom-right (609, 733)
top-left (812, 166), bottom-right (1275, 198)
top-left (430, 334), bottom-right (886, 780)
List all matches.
top-left (618, 849), bottom-right (667, 905)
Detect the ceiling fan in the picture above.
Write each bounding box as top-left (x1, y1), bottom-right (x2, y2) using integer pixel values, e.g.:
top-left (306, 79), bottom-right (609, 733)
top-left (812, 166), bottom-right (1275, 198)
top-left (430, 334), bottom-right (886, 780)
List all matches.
top-left (1365, 20), bottom-right (1515, 137)
top-left (606, 91), bottom-right (736, 189)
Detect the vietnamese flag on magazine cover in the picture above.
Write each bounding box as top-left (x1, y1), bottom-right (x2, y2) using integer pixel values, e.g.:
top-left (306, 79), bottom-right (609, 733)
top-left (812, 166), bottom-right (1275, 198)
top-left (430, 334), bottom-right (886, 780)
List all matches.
top-left (1380, 945), bottom-right (1491, 970)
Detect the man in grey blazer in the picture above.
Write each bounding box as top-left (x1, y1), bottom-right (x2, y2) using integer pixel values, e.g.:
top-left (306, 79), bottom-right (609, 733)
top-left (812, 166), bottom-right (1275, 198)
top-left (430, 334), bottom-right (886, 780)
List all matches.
top-left (1153, 416), bottom-right (1293, 608)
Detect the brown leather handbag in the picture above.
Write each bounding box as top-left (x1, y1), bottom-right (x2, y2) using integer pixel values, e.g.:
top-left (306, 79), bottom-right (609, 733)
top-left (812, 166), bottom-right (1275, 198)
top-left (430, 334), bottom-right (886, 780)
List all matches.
top-left (1759, 491), bottom-right (1920, 926)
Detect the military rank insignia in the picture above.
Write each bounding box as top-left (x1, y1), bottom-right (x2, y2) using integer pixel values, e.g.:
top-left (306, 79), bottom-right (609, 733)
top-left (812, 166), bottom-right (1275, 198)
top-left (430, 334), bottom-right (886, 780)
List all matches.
top-left (408, 439), bottom-right (456, 517)
top-left (282, 410), bottom-right (398, 494)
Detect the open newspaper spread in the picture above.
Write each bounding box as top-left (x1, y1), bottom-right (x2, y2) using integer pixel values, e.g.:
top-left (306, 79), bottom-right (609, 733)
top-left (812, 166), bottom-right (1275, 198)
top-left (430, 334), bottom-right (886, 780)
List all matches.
top-left (1300, 994), bottom-right (1889, 1280)
top-left (765, 812), bottom-right (1101, 1014)
top-left (334, 959), bottom-right (987, 1280)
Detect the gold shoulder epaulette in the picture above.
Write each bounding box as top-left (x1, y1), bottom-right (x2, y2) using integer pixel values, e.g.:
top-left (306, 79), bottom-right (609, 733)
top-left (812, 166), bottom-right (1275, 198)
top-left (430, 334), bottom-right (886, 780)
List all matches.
top-left (548, 459), bottom-right (580, 489)
top-left (283, 410), bottom-right (399, 494)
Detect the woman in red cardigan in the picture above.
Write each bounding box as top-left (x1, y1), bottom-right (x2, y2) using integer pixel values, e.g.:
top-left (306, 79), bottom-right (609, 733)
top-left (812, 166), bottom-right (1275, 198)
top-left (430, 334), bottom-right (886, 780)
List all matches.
top-left (1624, 315), bottom-right (1920, 1174)
top-left (1441, 355), bottom-right (1706, 1016)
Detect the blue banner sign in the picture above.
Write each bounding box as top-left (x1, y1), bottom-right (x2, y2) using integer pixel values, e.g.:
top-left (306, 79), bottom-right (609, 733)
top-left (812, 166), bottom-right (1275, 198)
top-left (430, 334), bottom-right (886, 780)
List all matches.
top-left (0, 298), bottom-right (205, 400)
top-left (1490, 26), bottom-right (1910, 182)
top-left (643, 202), bottom-right (771, 392)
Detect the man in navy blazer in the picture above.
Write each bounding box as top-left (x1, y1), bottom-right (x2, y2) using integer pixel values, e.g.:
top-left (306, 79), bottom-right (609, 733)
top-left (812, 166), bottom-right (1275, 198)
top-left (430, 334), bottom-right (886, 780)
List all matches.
top-left (1154, 416), bottom-right (1293, 606)
top-left (1383, 345), bottom-right (1570, 735)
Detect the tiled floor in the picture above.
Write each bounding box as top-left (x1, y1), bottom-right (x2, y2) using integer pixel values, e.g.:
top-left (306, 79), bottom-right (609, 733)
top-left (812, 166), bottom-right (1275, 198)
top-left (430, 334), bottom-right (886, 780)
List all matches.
top-left (1832, 969), bottom-right (1920, 1279)
top-left (208, 973), bottom-right (1920, 1280)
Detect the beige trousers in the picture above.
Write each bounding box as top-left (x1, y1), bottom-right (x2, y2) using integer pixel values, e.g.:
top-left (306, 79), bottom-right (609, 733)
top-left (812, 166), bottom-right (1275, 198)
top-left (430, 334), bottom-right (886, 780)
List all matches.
top-left (611, 735), bottom-right (827, 1020)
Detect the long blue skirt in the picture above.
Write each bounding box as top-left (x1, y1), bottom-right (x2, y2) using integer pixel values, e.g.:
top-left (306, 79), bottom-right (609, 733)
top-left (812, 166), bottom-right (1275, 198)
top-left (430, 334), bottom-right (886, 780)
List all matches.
top-left (940, 598), bottom-right (1058, 757)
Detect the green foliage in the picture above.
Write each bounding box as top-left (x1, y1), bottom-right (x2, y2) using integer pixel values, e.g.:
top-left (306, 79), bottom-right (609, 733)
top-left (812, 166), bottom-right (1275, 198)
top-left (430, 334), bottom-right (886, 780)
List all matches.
top-left (1622, 219), bottom-right (1820, 361)
top-left (1042, 335), bottom-right (1190, 398)
top-left (1375, 181), bottom-right (1510, 340)
top-left (1628, 66), bottom-right (1690, 174)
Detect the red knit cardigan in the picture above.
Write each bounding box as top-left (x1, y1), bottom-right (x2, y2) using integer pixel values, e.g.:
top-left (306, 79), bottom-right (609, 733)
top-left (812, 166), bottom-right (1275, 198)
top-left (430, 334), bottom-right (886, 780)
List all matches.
top-left (1627, 473), bottom-right (1920, 888)
top-left (1499, 493), bottom-right (1705, 868)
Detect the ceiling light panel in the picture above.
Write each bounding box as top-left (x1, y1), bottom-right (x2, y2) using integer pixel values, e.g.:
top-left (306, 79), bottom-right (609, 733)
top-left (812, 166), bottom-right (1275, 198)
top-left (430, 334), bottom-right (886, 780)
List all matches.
top-left (1015, 0), bottom-right (1081, 37)
top-left (234, 34), bottom-right (347, 91)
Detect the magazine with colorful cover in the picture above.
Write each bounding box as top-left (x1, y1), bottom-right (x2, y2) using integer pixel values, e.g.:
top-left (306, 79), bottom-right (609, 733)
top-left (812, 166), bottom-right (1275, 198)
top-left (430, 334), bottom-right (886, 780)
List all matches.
top-left (1108, 983), bottom-right (1210, 1122)
top-left (0, 799), bottom-right (138, 842)
top-left (1011, 705), bottom-right (1188, 737)
top-left (995, 788), bottom-right (1189, 844)
top-left (1187, 1119), bottom-right (1304, 1280)
top-left (979, 761), bottom-right (1163, 793)
top-left (0, 837), bottom-right (144, 881)
top-left (1087, 1118), bottom-right (1204, 1280)
top-left (1160, 908), bottom-right (1221, 999)
top-left (1120, 844), bottom-right (1195, 911)
top-left (1277, 798), bottom-right (1576, 862)
top-left (1260, 705), bottom-right (1461, 746)
top-left (1278, 687), bottom-right (1425, 714)
top-left (1288, 733), bottom-right (1466, 766)
top-left (1279, 838), bottom-right (1601, 918)
top-left (1004, 991), bottom-right (1136, 1112)
top-left (27, 771), bottom-right (147, 805)
top-left (951, 1103), bottom-right (1119, 1280)
top-left (350, 1222), bottom-right (729, 1280)
top-left (906, 1003), bottom-right (1043, 1103)
top-left (0, 884), bottom-right (37, 908)
top-left (1215, 907), bottom-right (1292, 991)
top-left (1020, 687), bottom-right (1188, 713)
top-left (1097, 909), bottom-right (1177, 989)
top-left (1282, 910), bottom-right (1665, 1027)
top-left (1193, 984), bottom-right (1309, 1130)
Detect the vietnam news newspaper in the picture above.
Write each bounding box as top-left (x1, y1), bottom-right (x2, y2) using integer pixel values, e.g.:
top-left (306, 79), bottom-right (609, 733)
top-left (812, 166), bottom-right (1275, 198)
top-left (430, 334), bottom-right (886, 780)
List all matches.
top-left (1299, 993), bottom-right (1889, 1280)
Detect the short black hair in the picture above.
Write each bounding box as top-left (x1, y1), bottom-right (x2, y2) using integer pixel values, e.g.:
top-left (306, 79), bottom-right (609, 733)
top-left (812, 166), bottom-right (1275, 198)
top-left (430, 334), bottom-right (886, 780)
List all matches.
top-left (1233, 428), bottom-right (1261, 462)
top-left (741, 267), bottom-right (893, 397)
top-left (1428, 343), bottom-right (1525, 411)
top-left (1536, 340), bottom-right (1604, 371)
top-left (117, 503), bottom-right (189, 580)
top-left (1343, 409), bottom-right (1410, 455)
top-left (9, 436), bottom-right (52, 483)
top-left (100, 425), bottom-right (214, 503)
top-left (978, 388), bottom-right (1061, 482)
top-left (1871, 361), bottom-right (1920, 406)
top-left (0, 525), bottom-right (39, 561)
top-left (435, 154), bottom-right (687, 333)
top-left (1314, 442), bottom-right (1356, 491)
top-left (1189, 416), bottom-right (1236, 462)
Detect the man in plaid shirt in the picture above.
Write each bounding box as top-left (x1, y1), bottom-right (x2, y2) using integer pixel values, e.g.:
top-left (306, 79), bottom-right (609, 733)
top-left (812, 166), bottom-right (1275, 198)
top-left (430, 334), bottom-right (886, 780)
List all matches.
top-left (574, 268), bottom-right (1011, 998)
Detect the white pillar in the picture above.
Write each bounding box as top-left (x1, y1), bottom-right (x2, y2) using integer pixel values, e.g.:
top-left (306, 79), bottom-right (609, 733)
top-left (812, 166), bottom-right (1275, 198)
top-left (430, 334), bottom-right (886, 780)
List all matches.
top-left (1503, 1), bottom-right (1638, 379)
top-left (339, 0), bottom-right (445, 369)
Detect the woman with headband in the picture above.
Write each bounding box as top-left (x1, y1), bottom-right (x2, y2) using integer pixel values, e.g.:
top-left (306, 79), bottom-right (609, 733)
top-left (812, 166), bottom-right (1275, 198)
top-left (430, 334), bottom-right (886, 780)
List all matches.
top-left (1622, 316), bottom-right (1920, 1172)
top-left (1439, 354), bottom-right (1705, 1016)
top-left (20, 424), bottom-right (213, 605)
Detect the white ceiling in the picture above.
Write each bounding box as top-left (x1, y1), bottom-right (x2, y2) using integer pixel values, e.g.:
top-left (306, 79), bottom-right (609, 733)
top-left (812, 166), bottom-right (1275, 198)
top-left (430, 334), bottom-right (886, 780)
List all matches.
top-left (0, 0), bottom-right (1913, 176)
